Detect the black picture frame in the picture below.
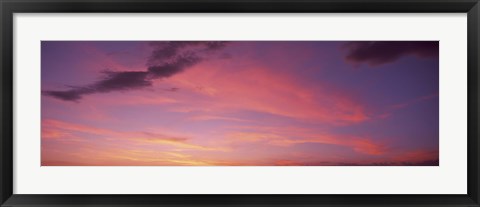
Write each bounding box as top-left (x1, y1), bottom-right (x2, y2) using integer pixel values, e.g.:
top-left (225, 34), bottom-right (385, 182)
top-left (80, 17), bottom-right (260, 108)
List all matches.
top-left (1, 0), bottom-right (479, 206)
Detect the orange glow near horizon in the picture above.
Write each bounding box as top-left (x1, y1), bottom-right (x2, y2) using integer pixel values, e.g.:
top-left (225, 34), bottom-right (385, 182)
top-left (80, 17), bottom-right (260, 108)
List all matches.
top-left (41, 41), bottom-right (439, 166)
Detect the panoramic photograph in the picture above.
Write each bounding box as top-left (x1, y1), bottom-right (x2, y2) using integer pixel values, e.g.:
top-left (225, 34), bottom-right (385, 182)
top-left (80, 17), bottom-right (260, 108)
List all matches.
top-left (41, 41), bottom-right (439, 166)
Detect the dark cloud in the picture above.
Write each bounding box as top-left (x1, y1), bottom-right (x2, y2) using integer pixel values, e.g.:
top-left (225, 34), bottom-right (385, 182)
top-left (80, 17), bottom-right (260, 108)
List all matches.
top-left (43, 88), bottom-right (89, 102)
top-left (95, 71), bottom-right (152, 92)
top-left (147, 53), bottom-right (201, 78)
top-left (44, 41), bottom-right (228, 102)
top-left (147, 41), bottom-right (228, 66)
top-left (43, 71), bottom-right (151, 101)
top-left (343, 41), bottom-right (439, 66)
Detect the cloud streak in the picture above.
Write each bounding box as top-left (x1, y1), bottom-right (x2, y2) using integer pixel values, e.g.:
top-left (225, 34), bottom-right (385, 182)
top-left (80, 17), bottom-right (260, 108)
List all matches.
top-left (41, 41), bottom-right (439, 166)
top-left (43, 41), bottom-right (228, 101)
top-left (343, 41), bottom-right (438, 66)
top-left (168, 65), bottom-right (370, 124)
top-left (225, 126), bottom-right (386, 155)
top-left (42, 118), bottom-right (226, 151)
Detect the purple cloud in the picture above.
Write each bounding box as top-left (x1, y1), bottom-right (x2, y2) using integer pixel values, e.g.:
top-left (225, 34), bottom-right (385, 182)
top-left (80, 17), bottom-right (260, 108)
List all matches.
top-left (343, 41), bottom-right (439, 66)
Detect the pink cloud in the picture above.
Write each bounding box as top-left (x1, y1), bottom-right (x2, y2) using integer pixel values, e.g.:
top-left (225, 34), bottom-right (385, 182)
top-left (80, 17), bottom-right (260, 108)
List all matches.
top-left (42, 119), bottom-right (227, 152)
top-left (225, 126), bottom-right (386, 155)
top-left (164, 61), bottom-right (370, 125)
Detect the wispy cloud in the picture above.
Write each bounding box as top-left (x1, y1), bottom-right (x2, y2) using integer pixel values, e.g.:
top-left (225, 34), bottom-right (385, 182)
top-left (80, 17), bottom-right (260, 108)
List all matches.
top-left (376, 93), bottom-right (439, 119)
top-left (41, 41), bottom-right (439, 166)
top-left (42, 119), bottom-right (225, 151)
top-left (226, 126), bottom-right (386, 155)
top-left (390, 93), bottom-right (438, 109)
top-left (43, 41), bottom-right (228, 101)
top-left (168, 66), bottom-right (370, 125)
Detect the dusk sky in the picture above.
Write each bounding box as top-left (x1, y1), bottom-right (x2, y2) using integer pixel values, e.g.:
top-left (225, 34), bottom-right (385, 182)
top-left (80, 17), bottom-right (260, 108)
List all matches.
top-left (41, 41), bottom-right (439, 166)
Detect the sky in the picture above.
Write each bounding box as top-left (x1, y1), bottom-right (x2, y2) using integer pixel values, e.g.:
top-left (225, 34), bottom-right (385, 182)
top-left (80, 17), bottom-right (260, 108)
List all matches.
top-left (41, 41), bottom-right (439, 166)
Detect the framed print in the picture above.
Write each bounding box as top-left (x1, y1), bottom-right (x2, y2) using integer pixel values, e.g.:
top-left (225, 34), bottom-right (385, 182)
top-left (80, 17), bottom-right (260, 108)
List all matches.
top-left (1, 0), bottom-right (479, 206)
